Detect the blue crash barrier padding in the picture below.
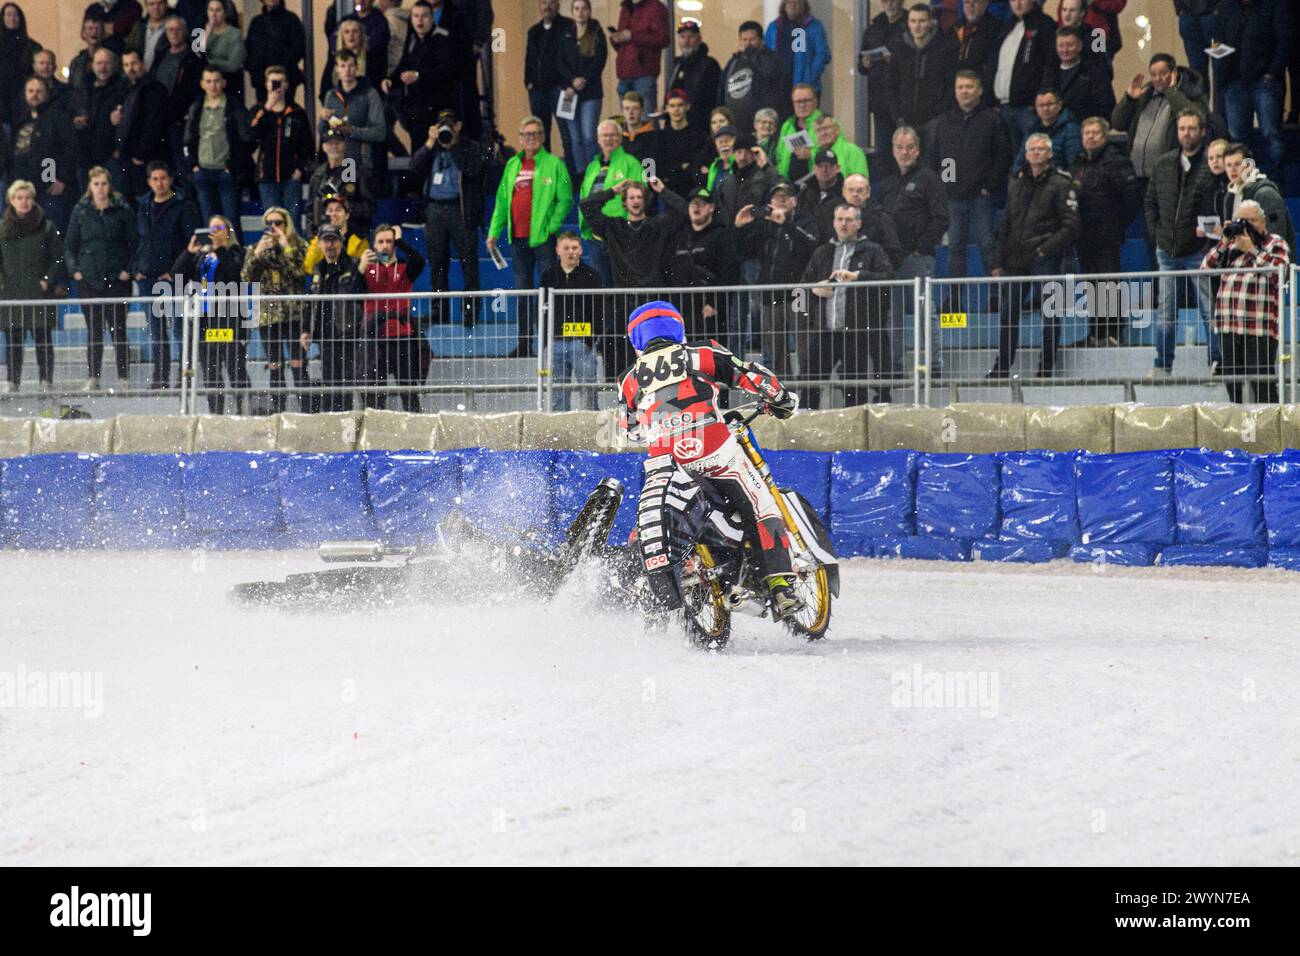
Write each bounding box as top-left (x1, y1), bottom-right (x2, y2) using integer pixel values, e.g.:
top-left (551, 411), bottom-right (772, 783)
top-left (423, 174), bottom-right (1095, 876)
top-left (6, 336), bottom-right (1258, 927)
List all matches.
top-left (1075, 451), bottom-right (1176, 547)
top-left (1261, 451), bottom-right (1300, 549)
top-left (183, 451), bottom-right (289, 549)
top-left (2, 454), bottom-right (100, 549)
top-left (365, 451), bottom-right (462, 546)
top-left (875, 536), bottom-right (971, 561)
top-left (1172, 449), bottom-right (1265, 547)
top-left (552, 451), bottom-right (643, 547)
top-left (829, 450), bottom-right (916, 557)
top-left (915, 453), bottom-right (999, 541)
top-left (460, 449), bottom-right (556, 537)
top-left (1068, 544), bottom-right (1159, 566)
top-left (278, 453), bottom-right (377, 546)
top-left (1266, 549), bottom-right (1300, 571)
top-left (972, 539), bottom-right (1071, 563)
top-left (1158, 546), bottom-right (1268, 568)
top-left (96, 454), bottom-right (190, 548)
top-left (998, 450), bottom-right (1079, 546)
top-left (765, 451), bottom-right (833, 518)
top-left (8, 446), bottom-right (1300, 571)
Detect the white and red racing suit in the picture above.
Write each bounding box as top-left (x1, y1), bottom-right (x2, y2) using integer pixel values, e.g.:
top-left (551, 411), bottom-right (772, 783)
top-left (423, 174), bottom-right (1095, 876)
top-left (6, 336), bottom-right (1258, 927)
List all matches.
top-left (619, 339), bottom-right (796, 579)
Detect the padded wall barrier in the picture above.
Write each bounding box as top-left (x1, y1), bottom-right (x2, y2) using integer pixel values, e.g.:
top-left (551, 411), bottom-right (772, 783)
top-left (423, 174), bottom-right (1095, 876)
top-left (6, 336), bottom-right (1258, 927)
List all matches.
top-left (3, 447), bottom-right (1300, 571)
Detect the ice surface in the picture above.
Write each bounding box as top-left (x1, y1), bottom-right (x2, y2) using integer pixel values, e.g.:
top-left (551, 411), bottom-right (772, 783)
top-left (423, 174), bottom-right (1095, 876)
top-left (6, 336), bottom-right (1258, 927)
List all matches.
top-left (2, 551), bottom-right (1298, 866)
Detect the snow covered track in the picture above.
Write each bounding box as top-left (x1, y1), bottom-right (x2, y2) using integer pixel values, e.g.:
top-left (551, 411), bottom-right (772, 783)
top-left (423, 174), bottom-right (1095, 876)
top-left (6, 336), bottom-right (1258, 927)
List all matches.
top-left (2, 552), bottom-right (1297, 866)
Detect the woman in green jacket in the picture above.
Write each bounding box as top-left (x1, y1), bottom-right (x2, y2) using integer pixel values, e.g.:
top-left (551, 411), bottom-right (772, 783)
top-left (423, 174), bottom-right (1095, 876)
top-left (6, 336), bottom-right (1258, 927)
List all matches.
top-left (0, 180), bottom-right (67, 392)
top-left (242, 207), bottom-right (310, 412)
top-left (65, 166), bottom-right (138, 391)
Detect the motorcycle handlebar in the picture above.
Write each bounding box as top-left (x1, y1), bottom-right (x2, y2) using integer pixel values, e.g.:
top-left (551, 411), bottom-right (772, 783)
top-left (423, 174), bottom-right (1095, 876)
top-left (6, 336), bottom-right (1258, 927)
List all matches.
top-left (724, 404), bottom-right (767, 428)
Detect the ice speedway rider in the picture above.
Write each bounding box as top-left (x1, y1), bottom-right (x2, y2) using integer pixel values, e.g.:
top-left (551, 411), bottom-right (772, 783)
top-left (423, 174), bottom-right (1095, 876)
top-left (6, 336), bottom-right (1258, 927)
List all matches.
top-left (619, 300), bottom-right (803, 617)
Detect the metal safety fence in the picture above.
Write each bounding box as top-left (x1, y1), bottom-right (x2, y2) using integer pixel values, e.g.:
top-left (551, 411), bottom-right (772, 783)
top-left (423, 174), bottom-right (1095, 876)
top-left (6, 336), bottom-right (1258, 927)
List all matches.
top-left (0, 266), bottom-right (1292, 417)
top-left (923, 265), bottom-right (1290, 407)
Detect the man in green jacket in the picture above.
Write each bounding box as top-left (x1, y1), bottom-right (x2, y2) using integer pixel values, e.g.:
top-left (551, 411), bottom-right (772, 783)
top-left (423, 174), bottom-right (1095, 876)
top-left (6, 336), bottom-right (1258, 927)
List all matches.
top-left (486, 115), bottom-right (574, 356)
top-left (773, 84), bottom-right (821, 178)
top-left (780, 113), bottom-right (868, 182)
top-left (579, 119), bottom-right (645, 283)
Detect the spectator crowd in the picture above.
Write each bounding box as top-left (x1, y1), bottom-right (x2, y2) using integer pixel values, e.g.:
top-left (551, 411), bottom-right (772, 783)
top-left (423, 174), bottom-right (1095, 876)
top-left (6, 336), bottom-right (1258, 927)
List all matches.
top-left (0, 0), bottom-right (1297, 408)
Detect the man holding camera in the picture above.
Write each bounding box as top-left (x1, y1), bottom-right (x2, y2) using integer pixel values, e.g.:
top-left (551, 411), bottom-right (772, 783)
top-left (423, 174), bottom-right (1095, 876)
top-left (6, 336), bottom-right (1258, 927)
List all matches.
top-left (360, 224), bottom-right (427, 412)
top-left (411, 108), bottom-right (491, 325)
top-left (251, 65), bottom-right (313, 230)
top-left (1200, 200), bottom-right (1290, 403)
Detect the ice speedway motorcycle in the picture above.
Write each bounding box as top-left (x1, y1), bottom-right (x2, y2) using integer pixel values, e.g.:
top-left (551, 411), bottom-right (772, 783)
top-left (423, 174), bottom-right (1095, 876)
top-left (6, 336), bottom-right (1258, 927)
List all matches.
top-left (231, 404), bottom-right (838, 649)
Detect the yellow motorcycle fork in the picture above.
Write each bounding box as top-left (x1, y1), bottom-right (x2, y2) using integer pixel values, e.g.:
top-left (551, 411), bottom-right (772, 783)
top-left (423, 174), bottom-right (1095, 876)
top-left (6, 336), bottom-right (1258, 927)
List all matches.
top-left (732, 426), bottom-right (808, 553)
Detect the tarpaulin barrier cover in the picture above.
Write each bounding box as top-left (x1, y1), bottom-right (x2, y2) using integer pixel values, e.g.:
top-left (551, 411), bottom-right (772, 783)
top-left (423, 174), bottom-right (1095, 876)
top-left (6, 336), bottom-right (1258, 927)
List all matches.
top-left (1157, 546), bottom-right (1268, 568)
top-left (1068, 544), bottom-right (1159, 567)
top-left (914, 453), bottom-right (999, 540)
top-left (1172, 450), bottom-right (1265, 547)
top-left (1075, 451), bottom-right (1175, 547)
top-left (365, 451), bottom-right (462, 546)
top-left (2, 453), bottom-right (99, 549)
top-left (997, 450), bottom-right (1079, 546)
top-left (1261, 451), bottom-right (1300, 549)
top-left (764, 451), bottom-right (833, 519)
top-left (971, 540), bottom-right (1070, 563)
top-left (875, 536), bottom-right (971, 561)
top-left (95, 454), bottom-right (190, 548)
top-left (278, 453), bottom-right (377, 546)
top-left (182, 451), bottom-right (288, 549)
top-left (829, 450), bottom-right (916, 556)
top-left (1265, 549), bottom-right (1300, 571)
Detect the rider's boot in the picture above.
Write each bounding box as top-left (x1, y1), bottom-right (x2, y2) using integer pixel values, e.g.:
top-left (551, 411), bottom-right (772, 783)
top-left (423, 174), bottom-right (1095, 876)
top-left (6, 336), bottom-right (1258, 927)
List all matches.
top-left (766, 575), bottom-right (804, 619)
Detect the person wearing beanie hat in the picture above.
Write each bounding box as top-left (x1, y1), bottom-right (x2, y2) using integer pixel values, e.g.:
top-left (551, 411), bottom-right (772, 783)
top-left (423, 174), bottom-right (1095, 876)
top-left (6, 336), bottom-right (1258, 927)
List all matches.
top-left (619, 299), bottom-right (803, 617)
top-left (713, 127), bottom-right (777, 228)
top-left (666, 19), bottom-right (720, 134)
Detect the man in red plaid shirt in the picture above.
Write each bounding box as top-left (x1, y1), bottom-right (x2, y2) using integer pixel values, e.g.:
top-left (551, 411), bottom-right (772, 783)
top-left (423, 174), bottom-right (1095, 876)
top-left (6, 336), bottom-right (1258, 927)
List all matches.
top-left (1201, 199), bottom-right (1291, 403)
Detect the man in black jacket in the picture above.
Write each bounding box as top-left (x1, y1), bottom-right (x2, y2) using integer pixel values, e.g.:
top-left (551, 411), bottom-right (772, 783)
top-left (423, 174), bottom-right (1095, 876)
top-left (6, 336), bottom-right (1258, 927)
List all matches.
top-left (580, 175), bottom-right (687, 366)
top-left (992, 0), bottom-right (1058, 147)
top-left (1070, 116), bottom-right (1140, 347)
top-left (1145, 108), bottom-right (1215, 375)
top-left (718, 20), bottom-right (789, 134)
top-left (251, 65), bottom-right (314, 230)
top-left (305, 225), bottom-right (366, 412)
top-left (184, 67), bottom-right (255, 224)
top-left (1053, 26), bottom-right (1115, 125)
top-left (540, 230), bottom-right (605, 408)
top-left (886, 4), bottom-right (958, 133)
top-left (246, 0), bottom-right (306, 103)
top-left (133, 162), bottom-right (201, 387)
top-left (736, 180), bottom-right (820, 376)
top-left (877, 126), bottom-right (948, 375)
top-left (71, 48), bottom-right (128, 192)
top-left (384, 0), bottom-right (468, 159)
top-left (802, 203), bottom-right (898, 405)
top-left (988, 133), bottom-right (1081, 378)
top-left (953, 0), bottom-right (1005, 107)
top-left (524, 0), bottom-right (572, 158)
top-left (1216, 0), bottom-right (1293, 178)
top-left (115, 49), bottom-right (169, 203)
top-left (713, 131), bottom-right (776, 228)
top-left (10, 77), bottom-right (77, 232)
top-left (818, 173), bottom-right (904, 269)
top-left (666, 20), bottom-right (720, 135)
top-left (665, 187), bottom-right (736, 345)
top-left (798, 149), bottom-right (845, 232)
top-left (410, 108), bottom-right (490, 325)
top-left (309, 131), bottom-right (376, 237)
top-left (579, 175), bottom-right (687, 288)
top-left (150, 15), bottom-right (203, 186)
top-left (927, 70), bottom-right (1013, 280)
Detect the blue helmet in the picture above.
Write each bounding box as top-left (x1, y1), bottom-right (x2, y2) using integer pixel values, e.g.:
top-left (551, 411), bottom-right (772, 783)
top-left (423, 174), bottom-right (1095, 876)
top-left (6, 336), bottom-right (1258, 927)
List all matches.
top-left (627, 300), bottom-right (686, 352)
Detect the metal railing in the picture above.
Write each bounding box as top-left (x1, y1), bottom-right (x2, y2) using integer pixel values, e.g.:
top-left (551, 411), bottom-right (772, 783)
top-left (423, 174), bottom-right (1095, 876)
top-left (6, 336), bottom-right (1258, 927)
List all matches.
top-left (0, 266), bottom-right (1291, 416)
